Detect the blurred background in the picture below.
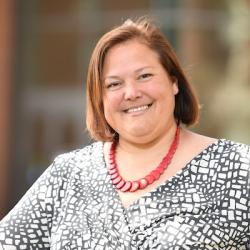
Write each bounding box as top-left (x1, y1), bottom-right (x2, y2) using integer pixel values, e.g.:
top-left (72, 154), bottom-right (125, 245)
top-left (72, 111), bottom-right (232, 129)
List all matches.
top-left (0, 0), bottom-right (249, 218)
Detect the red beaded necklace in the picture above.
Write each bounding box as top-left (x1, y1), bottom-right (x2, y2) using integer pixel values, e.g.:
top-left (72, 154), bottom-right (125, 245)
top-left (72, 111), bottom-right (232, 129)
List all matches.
top-left (108, 126), bottom-right (180, 192)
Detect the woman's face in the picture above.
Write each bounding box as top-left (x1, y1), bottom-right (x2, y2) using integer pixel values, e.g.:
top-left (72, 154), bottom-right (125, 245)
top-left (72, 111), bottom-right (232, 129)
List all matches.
top-left (102, 39), bottom-right (178, 144)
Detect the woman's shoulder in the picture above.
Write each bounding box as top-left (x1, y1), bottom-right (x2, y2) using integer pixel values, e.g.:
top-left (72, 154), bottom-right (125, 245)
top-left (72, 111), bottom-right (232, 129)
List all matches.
top-left (49, 141), bottom-right (104, 176)
top-left (54, 141), bottom-right (103, 161)
top-left (202, 138), bottom-right (250, 178)
top-left (185, 130), bottom-right (250, 172)
top-left (216, 138), bottom-right (250, 159)
top-left (186, 130), bottom-right (250, 158)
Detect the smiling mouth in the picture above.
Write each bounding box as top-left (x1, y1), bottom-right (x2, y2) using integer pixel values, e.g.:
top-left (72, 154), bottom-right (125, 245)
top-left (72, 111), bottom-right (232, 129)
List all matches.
top-left (124, 103), bottom-right (153, 113)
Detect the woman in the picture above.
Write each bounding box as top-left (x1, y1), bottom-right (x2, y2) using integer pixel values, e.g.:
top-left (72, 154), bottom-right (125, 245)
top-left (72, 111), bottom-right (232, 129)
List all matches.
top-left (0, 18), bottom-right (249, 249)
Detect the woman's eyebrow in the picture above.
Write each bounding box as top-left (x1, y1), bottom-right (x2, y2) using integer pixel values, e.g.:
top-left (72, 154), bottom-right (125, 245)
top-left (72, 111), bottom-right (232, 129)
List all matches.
top-left (103, 66), bottom-right (154, 81)
top-left (134, 66), bottom-right (154, 73)
top-left (103, 75), bottom-right (121, 81)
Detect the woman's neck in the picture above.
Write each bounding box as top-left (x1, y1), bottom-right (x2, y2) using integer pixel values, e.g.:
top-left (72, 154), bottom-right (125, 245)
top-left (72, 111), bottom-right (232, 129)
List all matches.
top-left (116, 123), bottom-right (179, 160)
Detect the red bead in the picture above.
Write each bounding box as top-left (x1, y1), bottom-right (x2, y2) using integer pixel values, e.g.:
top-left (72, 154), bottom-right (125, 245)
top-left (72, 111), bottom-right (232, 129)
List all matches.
top-left (112, 176), bottom-right (122, 184)
top-left (108, 165), bottom-right (116, 171)
top-left (109, 155), bottom-right (115, 162)
top-left (139, 178), bottom-right (148, 189)
top-left (130, 181), bottom-right (140, 192)
top-left (168, 148), bottom-right (174, 154)
top-left (151, 170), bottom-right (161, 180)
top-left (109, 168), bottom-right (117, 174)
top-left (120, 181), bottom-right (132, 192)
top-left (108, 127), bottom-right (180, 192)
top-left (157, 165), bottom-right (165, 174)
top-left (116, 179), bottom-right (125, 189)
top-left (162, 158), bottom-right (170, 166)
top-left (110, 172), bottom-right (119, 180)
top-left (109, 160), bottom-right (115, 166)
top-left (145, 174), bottom-right (155, 184)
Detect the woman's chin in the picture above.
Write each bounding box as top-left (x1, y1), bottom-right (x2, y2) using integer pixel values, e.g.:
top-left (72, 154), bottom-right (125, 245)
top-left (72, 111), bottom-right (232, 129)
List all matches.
top-left (120, 126), bottom-right (155, 141)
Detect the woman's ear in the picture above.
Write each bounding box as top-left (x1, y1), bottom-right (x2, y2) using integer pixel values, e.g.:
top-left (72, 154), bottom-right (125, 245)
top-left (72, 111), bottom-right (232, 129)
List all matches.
top-left (171, 76), bottom-right (179, 95)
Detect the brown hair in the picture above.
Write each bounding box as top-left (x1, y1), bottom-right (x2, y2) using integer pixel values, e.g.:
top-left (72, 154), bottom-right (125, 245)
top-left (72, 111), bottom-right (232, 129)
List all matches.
top-left (86, 17), bottom-right (200, 141)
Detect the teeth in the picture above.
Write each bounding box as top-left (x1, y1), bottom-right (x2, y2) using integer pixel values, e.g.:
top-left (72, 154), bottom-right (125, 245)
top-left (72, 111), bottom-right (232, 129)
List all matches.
top-left (126, 105), bottom-right (149, 113)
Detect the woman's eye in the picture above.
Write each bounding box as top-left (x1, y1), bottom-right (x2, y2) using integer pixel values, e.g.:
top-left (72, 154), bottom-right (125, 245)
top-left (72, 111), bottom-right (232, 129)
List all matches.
top-left (139, 73), bottom-right (153, 80)
top-left (106, 82), bottom-right (120, 89)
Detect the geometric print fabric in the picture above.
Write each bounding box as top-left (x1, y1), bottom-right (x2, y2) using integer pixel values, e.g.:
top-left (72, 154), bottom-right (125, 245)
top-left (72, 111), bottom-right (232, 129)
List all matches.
top-left (0, 139), bottom-right (249, 249)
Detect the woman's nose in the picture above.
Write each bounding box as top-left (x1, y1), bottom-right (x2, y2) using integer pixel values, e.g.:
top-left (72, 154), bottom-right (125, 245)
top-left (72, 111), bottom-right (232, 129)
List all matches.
top-left (124, 83), bottom-right (142, 100)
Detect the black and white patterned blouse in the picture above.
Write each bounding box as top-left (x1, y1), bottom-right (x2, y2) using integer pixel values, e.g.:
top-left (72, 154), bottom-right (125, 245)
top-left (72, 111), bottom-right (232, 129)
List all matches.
top-left (0, 140), bottom-right (249, 249)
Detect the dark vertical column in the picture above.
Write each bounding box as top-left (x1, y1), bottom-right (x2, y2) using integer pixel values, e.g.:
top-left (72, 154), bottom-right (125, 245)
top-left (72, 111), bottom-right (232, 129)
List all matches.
top-left (0, 0), bottom-right (15, 218)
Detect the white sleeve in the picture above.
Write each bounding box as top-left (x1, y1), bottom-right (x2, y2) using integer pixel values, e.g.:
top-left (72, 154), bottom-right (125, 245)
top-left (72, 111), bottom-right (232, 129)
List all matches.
top-left (0, 154), bottom-right (70, 250)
